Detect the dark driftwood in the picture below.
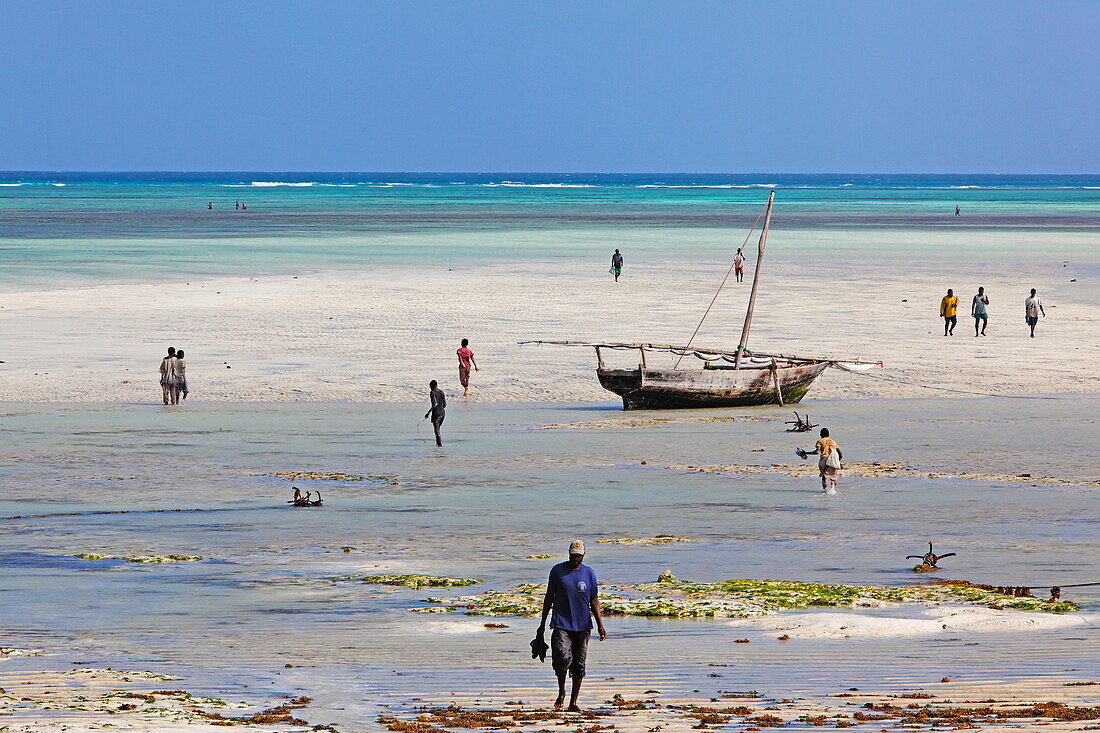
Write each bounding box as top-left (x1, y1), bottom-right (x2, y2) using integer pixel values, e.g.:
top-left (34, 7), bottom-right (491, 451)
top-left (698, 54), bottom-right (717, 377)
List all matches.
top-left (288, 487), bottom-right (323, 507)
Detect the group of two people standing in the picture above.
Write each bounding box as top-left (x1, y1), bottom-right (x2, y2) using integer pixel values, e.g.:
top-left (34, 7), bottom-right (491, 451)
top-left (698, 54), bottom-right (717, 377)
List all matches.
top-left (939, 288), bottom-right (1046, 337)
top-left (157, 347), bottom-right (188, 404)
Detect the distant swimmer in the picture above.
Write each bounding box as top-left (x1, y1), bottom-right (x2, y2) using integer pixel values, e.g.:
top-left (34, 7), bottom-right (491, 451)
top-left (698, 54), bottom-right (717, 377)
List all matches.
top-left (734, 248), bottom-right (746, 283)
top-left (939, 288), bottom-right (958, 336)
top-left (955, 204), bottom-right (961, 216)
top-left (801, 427), bottom-right (843, 494)
top-left (241, 203), bottom-right (247, 210)
top-left (208, 202), bottom-right (213, 210)
top-left (1024, 288), bottom-right (1046, 338)
top-left (456, 338), bottom-right (479, 397)
top-left (235, 201), bottom-right (240, 210)
top-left (610, 249), bottom-right (623, 282)
top-left (972, 286), bottom-right (989, 337)
top-left (424, 379), bottom-right (446, 446)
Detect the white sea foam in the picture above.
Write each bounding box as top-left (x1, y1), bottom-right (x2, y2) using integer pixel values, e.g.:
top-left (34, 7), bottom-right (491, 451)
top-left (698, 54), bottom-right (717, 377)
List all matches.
top-left (482, 182), bottom-right (597, 188)
top-left (634, 183), bottom-right (778, 189)
top-left (251, 181), bottom-right (315, 187)
top-left (0, 183), bottom-right (26, 187)
top-left (727, 606), bottom-right (1093, 639)
top-left (411, 621), bottom-right (491, 635)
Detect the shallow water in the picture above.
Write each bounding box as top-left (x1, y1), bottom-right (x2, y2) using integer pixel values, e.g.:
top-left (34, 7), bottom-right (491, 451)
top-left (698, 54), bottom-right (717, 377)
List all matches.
top-left (1, 397), bottom-right (1097, 730)
top-left (4, 172), bottom-right (1100, 291)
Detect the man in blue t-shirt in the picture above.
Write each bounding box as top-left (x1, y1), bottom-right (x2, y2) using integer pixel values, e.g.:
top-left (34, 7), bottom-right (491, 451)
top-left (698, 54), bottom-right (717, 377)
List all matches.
top-left (537, 539), bottom-right (607, 711)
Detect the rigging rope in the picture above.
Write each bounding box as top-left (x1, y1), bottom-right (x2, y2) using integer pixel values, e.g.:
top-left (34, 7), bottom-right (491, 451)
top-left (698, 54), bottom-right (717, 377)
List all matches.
top-left (832, 363), bottom-right (1058, 399)
top-left (674, 200), bottom-right (769, 368)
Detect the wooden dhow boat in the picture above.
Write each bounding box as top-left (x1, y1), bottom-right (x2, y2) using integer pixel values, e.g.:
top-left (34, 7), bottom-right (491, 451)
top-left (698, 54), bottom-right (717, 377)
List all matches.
top-left (521, 191), bottom-right (880, 410)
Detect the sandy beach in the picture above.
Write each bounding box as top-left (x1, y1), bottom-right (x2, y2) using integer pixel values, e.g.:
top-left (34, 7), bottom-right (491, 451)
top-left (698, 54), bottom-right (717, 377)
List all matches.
top-left (1, 245), bottom-right (1095, 403)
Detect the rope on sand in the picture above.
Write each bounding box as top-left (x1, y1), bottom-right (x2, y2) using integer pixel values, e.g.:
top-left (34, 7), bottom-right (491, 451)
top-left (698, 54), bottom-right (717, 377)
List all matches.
top-left (832, 363), bottom-right (1060, 400)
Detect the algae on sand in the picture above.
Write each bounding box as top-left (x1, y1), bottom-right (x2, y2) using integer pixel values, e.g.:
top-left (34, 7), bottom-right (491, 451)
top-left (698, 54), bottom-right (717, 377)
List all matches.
top-left (74, 553), bottom-right (204, 563)
top-left (411, 576), bottom-right (1078, 618)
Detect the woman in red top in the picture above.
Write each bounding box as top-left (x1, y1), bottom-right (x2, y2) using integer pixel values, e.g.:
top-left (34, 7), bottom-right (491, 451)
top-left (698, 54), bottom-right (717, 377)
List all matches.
top-left (456, 338), bottom-right (479, 396)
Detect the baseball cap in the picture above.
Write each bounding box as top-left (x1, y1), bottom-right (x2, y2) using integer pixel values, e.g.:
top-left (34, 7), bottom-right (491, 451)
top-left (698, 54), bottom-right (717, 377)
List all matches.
top-left (568, 539), bottom-right (586, 556)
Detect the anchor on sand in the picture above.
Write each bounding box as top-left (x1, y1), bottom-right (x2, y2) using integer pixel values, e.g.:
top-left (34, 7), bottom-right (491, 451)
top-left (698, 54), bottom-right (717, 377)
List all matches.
top-left (785, 412), bottom-right (819, 433)
top-left (288, 487), bottom-right (323, 507)
top-left (907, 542), bottom-right (956, 572)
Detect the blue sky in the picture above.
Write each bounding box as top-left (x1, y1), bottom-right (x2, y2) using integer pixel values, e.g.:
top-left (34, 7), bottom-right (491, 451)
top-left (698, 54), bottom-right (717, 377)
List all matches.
top-left (2, 1), bottom-right (1097, 172)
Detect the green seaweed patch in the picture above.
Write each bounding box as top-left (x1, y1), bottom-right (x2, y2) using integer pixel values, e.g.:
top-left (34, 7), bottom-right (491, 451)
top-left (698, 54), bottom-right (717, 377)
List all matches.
top-left (74, 553), bottom-right (203, 563)
top-left (123, 554), bottom-right (203, 563)
top-left (352, 574), bottom-right (482, 589)
top-left (411, 577), bottom-right (1078, 618)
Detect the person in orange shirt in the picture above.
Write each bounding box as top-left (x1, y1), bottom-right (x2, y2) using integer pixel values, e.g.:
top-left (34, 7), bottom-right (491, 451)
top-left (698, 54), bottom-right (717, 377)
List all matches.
top-left (939, 289), bottom-right (959, 336)
top-left (804, 427), bottom-right (843, 494)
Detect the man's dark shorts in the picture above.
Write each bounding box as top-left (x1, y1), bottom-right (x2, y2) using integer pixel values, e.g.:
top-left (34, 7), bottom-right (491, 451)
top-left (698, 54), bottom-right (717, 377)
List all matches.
top-left (1026, 316), bottom-right (1038, 326)
top-left (551, 628), bottom-right (589, 679)
top-left (945, 315), bottom-right (957, 327)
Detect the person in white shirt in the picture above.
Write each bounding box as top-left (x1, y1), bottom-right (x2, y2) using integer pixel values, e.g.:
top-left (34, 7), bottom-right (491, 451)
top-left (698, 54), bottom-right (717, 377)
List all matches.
top-left (734, 248), bottom-right (746, 282)
top-left (157, 347), bottom-right (176, 405)
top-left (169, 349), bottom-right (187, 404)
top-left (1024, 288), bottom-right (1046, 338)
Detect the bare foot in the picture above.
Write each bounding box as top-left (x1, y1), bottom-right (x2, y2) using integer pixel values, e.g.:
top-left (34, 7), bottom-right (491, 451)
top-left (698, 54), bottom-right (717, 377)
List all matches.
top-left (566, 704), bottom-right (581, 712)
top-left (553, 696), bottom-right (564, 710)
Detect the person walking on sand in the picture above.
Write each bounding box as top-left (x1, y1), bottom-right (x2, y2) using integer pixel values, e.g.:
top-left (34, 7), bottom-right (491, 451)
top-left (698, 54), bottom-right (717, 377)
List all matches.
top-left (173, 349), bottom-right (188, 401)
top-left (734, 248), bottom-right (746, 283)
top-left (802, 427), bottom-right (843, 494)
top-left (939, 289), bottom-right (959, 336)
top-left (158, 347), bottom-right (177, 404)
top-left (424, 380), bottom-right (446, 446)
top-left (166, 349), bottom-right (187, 405)
top-left (955, 204), bottom-right (961, 217)
top-left (972, 287), bottom-right (990, 337)
top-left (456, 338), bottom-right (479, 397)
top-left (1025, 288), bottom-right (1046, 338)
top-left (537, 539), bottom-right (606, 712)
top-left (610, 249), bottom-right (623, 282)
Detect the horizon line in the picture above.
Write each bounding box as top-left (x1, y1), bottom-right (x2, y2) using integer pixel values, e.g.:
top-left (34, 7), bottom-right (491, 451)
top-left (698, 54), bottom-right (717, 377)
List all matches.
top-left (2, 170), bottom-right (1099, 177)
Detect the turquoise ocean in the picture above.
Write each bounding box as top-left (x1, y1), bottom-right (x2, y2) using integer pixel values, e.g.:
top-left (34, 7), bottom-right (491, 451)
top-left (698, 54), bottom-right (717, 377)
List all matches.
top-left (4, 172), bottom-right (1100, 289)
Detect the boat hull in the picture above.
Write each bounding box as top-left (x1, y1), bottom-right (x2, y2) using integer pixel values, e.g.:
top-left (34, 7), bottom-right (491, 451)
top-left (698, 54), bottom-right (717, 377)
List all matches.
top-left (597, 362), bottom-right (829, 410)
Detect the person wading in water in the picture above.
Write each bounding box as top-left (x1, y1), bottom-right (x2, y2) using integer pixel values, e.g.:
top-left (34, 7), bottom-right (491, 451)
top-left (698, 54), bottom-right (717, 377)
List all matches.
top-left (537, 539), bottom-right (607, 712)
top-left (802, 427), bottom-right (843, 494)
top-left (424, 380), bottom-right (446, 446)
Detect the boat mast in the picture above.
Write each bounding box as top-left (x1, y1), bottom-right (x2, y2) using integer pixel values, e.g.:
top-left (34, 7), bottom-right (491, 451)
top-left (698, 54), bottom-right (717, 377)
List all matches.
top-left (733, 190), bottom-right (775, 368)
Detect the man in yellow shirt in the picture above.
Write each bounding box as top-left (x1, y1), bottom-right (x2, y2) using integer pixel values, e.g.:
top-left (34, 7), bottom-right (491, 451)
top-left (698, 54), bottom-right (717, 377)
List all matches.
top-left (939, 288), bottom-right (959, 336)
